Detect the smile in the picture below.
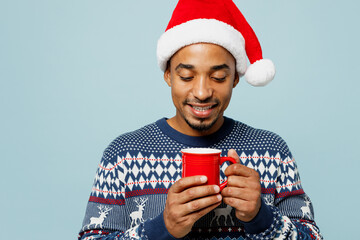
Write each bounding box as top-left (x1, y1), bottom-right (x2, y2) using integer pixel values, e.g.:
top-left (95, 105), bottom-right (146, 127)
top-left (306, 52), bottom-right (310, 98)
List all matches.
top-left (187, 103), bottom-right (218, 119)
top-left (191, 105), bottom-right (213, 111)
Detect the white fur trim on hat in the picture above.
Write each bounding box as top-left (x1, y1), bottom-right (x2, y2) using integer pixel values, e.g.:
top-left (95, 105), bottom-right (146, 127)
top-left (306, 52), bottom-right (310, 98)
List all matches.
top-left (244, 59), bottom-right (276, 86)
top-left (157, 19), bottom-right (247, 75)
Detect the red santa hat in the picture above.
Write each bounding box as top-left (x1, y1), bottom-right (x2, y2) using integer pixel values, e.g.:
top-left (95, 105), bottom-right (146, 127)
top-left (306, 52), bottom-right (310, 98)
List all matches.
top-left (157, 0), bottom-right (275, 86)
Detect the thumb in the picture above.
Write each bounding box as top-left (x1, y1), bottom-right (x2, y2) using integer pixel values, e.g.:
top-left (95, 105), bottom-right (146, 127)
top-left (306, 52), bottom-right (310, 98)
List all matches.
top-left (227, 149), bottom-right (240, 164)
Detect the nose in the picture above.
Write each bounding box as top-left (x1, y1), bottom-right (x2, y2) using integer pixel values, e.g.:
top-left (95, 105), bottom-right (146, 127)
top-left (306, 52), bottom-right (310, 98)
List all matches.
top-left (192, 76), bottom-right (213, 101)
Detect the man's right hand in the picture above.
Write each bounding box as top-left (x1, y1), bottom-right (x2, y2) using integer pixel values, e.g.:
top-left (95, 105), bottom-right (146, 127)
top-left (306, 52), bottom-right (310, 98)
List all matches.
top-left (163, 176), bottom-right (222, 238)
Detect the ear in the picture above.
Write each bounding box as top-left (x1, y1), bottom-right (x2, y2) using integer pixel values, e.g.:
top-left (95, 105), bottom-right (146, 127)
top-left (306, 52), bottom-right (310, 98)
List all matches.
top-left (164, 68), bottom-right (172, 87)
top-left (233, 72), bottom-right (240, 88)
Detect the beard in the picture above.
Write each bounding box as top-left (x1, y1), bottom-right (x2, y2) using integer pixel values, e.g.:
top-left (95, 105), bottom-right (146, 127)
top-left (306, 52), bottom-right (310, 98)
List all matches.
top-left (181, 98), bottom-right (221, 132)
top-left (183, 115), bottom-right (220, 132)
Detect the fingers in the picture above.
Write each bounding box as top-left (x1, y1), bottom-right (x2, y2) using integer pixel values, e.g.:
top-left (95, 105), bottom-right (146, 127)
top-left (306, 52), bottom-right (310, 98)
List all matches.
top-left (170, 175), bottom-right (208, 194)
top-left (167, 182), bottom-right (222, 215)
top-left (222, 149), bottom-right (262, 222)
top-left (227, 149), bottom-right (240, 163)
top-left (188, 200), bottom-right (222, 221)
top-left (226, 175), bottom-right (261, 189)
top-left (178, 184), bottom-right (221, 203)
top-left (165, 176), bottom-right (223, 238)
top-left (221, 184), bottom-right (262, 222)
top-left (171, 175), bottom-right (224, 204)
top-left (164, 199), bottom-right (222, 238)
top-left (225, 149), bottom-right (256, 177)
top-left (222, 196), bottom-right (261, 222)
top-left (180, 192), bottom-right (222, 216)
top-left (221, 186), bottom-right (260, 201)
top-left (224, 162), bottom-right (260, 178)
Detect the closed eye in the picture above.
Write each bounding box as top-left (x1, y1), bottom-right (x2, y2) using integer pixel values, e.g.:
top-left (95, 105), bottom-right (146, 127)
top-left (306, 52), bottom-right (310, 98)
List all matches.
top-left (212, 76), bottom-right (226, 82)
top-left (180, 76), bottom-right (194, 81)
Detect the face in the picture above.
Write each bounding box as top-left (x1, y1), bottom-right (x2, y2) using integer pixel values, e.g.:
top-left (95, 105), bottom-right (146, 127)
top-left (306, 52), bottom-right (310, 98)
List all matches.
top-left (164, 43), bottom-right (239, 136)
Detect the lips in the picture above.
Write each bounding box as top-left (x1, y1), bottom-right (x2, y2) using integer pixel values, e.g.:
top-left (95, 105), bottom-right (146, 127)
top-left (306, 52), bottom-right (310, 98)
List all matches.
top-left (188, 103), bottom-right (217, 118)
top-left (191, 105), bottom-right (213, 111)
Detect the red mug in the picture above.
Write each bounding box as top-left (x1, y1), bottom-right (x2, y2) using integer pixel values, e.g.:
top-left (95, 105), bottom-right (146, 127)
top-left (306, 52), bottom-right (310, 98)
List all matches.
top-left (181, 148), bottom-right (237, 190)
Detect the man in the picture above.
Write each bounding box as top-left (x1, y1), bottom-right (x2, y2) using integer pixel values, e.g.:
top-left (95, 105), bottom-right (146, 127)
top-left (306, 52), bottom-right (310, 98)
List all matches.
top-left (79, 0), bottom-right (322, 239)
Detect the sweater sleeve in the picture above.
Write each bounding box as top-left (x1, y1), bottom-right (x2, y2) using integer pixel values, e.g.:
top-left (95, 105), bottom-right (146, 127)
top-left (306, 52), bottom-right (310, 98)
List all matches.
top-left (78, 213), bottom-right (179, 240)
top-left (78, 152), bottom-right (179, 240)
top-left (244, 151), bottom-right (323, 240)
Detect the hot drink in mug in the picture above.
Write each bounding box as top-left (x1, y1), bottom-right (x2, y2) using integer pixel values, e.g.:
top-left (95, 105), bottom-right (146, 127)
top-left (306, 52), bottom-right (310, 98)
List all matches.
top-left (181, 148), bottom-right (237, 190)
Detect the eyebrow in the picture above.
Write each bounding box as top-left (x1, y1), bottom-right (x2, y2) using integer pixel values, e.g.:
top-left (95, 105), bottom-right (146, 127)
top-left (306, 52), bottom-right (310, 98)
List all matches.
top-left (211, 64), bottom-right (230, 71)
top-left (175, 63), bottom-right (194, 71)
top-left (175, 63), bottom-right (230, 71)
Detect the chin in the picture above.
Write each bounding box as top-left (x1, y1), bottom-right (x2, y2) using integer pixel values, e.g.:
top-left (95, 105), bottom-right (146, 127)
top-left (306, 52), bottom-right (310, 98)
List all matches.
top-left (185, 116), bottom-right (219, 132)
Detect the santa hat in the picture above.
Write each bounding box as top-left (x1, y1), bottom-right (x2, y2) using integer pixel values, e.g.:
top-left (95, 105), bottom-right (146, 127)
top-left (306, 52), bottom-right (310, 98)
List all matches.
top-left (157, 0), bottom-right (275, 86)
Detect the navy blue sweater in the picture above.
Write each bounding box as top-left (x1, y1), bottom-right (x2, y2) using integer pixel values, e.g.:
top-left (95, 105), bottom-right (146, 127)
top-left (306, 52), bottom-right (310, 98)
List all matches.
top-left (79, 117), bottom-right (322, 239)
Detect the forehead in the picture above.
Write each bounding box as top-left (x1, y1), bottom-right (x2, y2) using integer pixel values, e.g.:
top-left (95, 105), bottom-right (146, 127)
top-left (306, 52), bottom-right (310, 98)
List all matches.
top-left (170, 43), bottom-right (236, 68)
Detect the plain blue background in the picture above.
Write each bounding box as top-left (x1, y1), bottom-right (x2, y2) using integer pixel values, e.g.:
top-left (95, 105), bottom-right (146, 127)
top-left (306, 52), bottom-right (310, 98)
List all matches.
top-left (1, 0), bottom-right (359, 239)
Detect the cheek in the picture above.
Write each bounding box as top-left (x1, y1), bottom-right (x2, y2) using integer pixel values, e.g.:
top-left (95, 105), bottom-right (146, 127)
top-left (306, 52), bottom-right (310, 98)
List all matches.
top-left (170, 84), bottom-right (187, 107)
top-left (171, 81), bottom-right (191, 101)
top-left (171, 89), bottom-right (180, 105)
top-left (217, 85), bottom-right (234, 104)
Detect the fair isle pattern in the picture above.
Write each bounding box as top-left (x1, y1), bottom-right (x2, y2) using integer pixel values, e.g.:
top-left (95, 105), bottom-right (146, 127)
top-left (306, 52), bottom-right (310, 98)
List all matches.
top-left (80, 118), bottom-right (322, 240)
top-left (90, 151), bottom-right (302, 204)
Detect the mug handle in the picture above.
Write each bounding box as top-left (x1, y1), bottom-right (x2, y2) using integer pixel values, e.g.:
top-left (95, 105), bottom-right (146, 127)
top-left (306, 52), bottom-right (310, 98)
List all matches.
top-left (219, 157), bottom-right (237, 191)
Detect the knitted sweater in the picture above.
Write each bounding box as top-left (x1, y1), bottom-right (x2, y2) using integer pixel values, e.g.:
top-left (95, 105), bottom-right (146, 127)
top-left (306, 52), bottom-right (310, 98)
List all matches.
top-left (79, 117), bottom-right (322, 240)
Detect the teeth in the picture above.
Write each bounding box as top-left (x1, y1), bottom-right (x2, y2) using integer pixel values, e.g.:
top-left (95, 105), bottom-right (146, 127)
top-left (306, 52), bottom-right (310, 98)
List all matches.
top-left (192, 106), bottom-right (212, 111)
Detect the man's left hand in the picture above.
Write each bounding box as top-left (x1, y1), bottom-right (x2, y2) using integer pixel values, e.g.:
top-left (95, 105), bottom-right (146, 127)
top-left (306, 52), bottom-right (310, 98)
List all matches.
top-left (221, 149), bottom-right (262, 222)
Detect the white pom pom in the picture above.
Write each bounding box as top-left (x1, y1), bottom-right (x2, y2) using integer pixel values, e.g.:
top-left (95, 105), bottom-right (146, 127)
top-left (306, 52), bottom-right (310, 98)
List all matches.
top-left (244, 59), bottom-right (276, 87)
